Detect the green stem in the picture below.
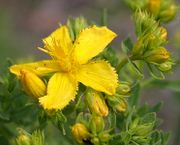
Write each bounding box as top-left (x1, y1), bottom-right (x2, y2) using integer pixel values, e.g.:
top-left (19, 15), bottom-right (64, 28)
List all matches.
top-left (116, 57), bottom-right (129, 73)
top-left (141, 77), bottom-right (155, 88)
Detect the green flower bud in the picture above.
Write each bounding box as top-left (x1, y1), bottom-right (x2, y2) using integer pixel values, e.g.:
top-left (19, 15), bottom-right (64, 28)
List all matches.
top-left (132, 136), bottom-right (148, 144)
top-left (144, 47), bottom-right (170, 63)
top-left (20, 69), bottom-right (46, 98)
top-left (91, 137), bottom-right (100, 145)
top-left (75, 17), bottom-right (88, 35)
top-left (86, 89), bottom-right (109, 117)
top-left (133, 124), bottom-right (153, 136)
top-left (71, 123), bottom-right (90, 143)
top-left (89, 115), bottom-right (105, 134)
top-left (99, 132), bottom-right (111, 142)
top-left (115, 100), bottom-right (127, 112)
top-left (117, 83), bottom-right (131, 95)
top-left (158, 61), bottom-right (172, 72)
top-left (132, 38), bottom-right (144, 56)
top-left (159, 4), bottom-right (177, 22)
top-left (130, 118), bottom-right (140, 130)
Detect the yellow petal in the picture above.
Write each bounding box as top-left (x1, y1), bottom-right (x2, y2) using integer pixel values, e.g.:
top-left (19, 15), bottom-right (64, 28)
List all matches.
top-left (41, 26), bottom-right (73, 59)
top-left (77, 61), bottom-right (118, 95)
top-left (73, 25), bottom-right (117, 64)
top-left (39, 73), bottom-right (78, 110)
top-left (10, 60), bottom-right (60, 77)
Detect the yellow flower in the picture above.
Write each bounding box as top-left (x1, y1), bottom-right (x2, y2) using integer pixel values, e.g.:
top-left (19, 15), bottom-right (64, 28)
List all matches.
top-left (10, 25), bottom-right (118, 110)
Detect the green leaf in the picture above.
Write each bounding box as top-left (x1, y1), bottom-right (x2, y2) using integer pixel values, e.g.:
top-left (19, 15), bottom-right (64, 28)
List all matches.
top-left (141, 113), bottom-right (156, 124)
top-left (121, 37), bottom-right (134, 54)
top-left (128, 60), bottom-right (144, 79)
top-left (129, 83), bottom-right (141, 106)
top-left (108, 110), bottom-right (116, 129)
top-left (147, 63), bottom-right (165, 80)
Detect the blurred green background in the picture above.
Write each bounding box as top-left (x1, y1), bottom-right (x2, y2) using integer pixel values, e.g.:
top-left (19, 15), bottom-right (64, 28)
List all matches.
top-left (0, 0), bottom-right (180, 145)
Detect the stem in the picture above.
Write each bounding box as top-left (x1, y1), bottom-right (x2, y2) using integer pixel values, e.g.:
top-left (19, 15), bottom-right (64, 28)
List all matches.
top-left (116, 57), bottom-right (129, 73)
top-left (141, 77), bottom-right (155, 88)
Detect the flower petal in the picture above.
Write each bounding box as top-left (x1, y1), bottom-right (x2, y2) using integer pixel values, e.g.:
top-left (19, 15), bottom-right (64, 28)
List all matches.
top-left (39, 73), bottom-right (78, 110)
top-left (10, 60), bottom-right (60, 77)
top-left (77, 60), bottom-right (118, 95)
top-left (41, 26), bottom-right (73, 59)
top-left (73, 25), bottom-right (117, 64)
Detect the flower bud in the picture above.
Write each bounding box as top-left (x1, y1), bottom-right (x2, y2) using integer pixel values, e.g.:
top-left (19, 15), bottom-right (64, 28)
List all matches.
top-left (16, 134), bottom-right (31, 145)
top-left (148, 0), bottom-right (161, 16)
top-left (115, 100), bottom-right (127, 112)
top-left (71, 123), bottom-right (90, 143)
top-left (132, 38), bottom-right (143, 56)
top-left (134, 124), bottom-right (153, 136)
top-left (129, 118), bottom-right (140, 130)
top-left (99, 132), bottom-right (111, 142)
top-left (86, 89), bottom-right (109, 117)
top-left (160, 27), bottom-right (167, 40)
top-left (144, 47), bottom-right (170, 63)
top-left (158, 61), bottom-right (172, 72)
top-left (117, 83), bottom-right (131, 95)
top-left (159, 4), bottom-right (177, 22)
top-left (20, 69), bottom-right (46, 98)
top-left (91, 137), bottom-right (100, 145)
top-left (89, 115), bottom-right (105, 134)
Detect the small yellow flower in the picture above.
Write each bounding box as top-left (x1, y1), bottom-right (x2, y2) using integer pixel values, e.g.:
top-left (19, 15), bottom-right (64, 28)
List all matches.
top-left (20, 69), bottom-right (46, 98)
top-left (10, 25), bottom-right (118, 110)
top-left (71, 123), bottom-right (90, 143)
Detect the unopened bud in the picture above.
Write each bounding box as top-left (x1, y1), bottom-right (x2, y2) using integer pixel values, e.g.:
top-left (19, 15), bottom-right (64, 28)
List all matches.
top-left (159, 4), bottom-right (177, 22)
top-left (16, 134), bottom-right (31, 145)
top-left (129, 118), bottom-right (140, 129)
top-left (71, 123), bottom-right (90, 143)
top-left (132, 38), bottom-right (143, 56)
top-left (134, 124), bottom-right (153, 136)
top-left (148, 0), bottom-right (161, 16)
top-left (91, 137), bottom-right (100, 145)
top-left (117, 83), bottom-right (131, 95)
top-left (20, 69), bottom-right (46, 98)
top-left (144, 47), bottom-right (170, 63)
top-left (86, 89), bottom-right (109, 117)
top-left (158, 61), bottom-right (172, 72)
top-left (99, 132), bottom-right (111, 142)
top-left (160, 27), bottom-right (168, 40)
top-left (115, 100), bottom-right (127, 112)
top-left (90, 115), bottom-right (104, 134)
